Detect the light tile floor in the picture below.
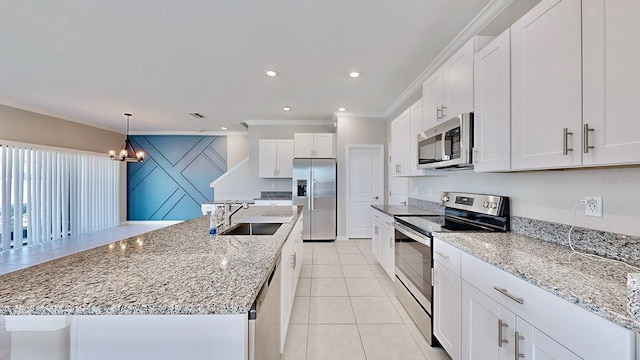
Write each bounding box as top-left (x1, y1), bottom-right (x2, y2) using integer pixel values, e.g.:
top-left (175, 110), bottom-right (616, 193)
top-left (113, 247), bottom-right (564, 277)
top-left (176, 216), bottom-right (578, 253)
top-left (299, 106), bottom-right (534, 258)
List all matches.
top-left (281, 239), bottom-right (451, 360)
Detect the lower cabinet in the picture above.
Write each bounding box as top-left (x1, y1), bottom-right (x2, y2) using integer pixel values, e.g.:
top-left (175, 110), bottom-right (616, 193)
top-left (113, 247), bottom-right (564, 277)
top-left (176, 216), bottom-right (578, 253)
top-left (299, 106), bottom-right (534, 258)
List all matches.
top-left (433, 237), bottom-right (635, 360)
top-left (280, 214), bottom-right (303, 353)
top-left (371, 209), bottom-right (394, 280)
top-left (461, 282), bottom-right (580, 360)
top-left (433, 260), bottom-right (461, 360)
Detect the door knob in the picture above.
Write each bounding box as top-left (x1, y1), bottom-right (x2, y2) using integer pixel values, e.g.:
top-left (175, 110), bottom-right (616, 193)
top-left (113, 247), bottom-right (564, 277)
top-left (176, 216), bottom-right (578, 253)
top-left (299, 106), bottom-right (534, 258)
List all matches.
top-left (373, 196), bottom-right (379, 200)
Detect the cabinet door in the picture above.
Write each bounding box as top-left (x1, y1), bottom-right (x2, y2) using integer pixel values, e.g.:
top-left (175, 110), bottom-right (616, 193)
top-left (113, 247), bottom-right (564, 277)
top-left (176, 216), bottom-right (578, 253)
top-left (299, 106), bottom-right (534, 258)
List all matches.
top-left (259, 139), bottom-right (278, 178)
top-left (391, 110), bottom-right (410, 176)
top-left (381, 221), bottom-right (395, 280)
top-left (423, 69), bottom-right (444, 131)
top-left (294, 133), bottom-right (314, 158)
top-left (280, 234), bottom-right (295, 352)
top-left (462, 281), bottom-right (514, 360)
top-left (276, 140), bottom-right (294, 177)
top-left (473, 29), bottom-right (511, 172)
top-left (515, 318), bottom-right (582, 360)
top-left (443, 39), bottom-right (475, 119)
top-left (433, 261), bottom-right (461, 360)
top-left (583, 0), bottom-right (640, 166)
top-left (511, 0), bottom-right (582, 170)
top-left (371, 215), bottom-right (382, 263)
top-left (312, 133), bottom-right (335, 158)
top-left (409, 99), bottom-right (424, 176)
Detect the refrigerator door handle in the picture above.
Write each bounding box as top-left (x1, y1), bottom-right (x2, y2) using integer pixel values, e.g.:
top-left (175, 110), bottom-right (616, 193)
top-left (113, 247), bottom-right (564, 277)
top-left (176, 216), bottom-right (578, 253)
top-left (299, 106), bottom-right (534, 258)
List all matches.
top-left (310, 169), bottom-right (314, 211)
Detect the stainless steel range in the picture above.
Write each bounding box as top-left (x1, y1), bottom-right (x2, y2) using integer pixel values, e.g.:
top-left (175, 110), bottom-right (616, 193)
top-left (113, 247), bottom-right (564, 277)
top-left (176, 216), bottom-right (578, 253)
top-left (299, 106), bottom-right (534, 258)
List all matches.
top-left (393, 192), bottom-right (510, 345)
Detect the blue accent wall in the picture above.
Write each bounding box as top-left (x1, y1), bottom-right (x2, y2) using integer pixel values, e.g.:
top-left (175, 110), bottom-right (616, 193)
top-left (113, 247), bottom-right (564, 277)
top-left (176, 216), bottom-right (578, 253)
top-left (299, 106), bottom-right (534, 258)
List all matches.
top-left (127, 135), bottom-right (226, 221)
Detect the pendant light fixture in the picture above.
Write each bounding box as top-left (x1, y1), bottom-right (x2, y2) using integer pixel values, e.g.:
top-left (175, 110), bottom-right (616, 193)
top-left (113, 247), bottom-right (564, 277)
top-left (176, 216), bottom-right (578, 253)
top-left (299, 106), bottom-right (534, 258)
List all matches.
top-left (109, 113), bottom-right (145, 162)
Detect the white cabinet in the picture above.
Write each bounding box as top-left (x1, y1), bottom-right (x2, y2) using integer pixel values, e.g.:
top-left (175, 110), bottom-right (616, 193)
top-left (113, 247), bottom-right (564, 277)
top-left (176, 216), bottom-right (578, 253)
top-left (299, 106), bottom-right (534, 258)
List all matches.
top-left (473, 29), bottom-right (511, 172)
top-left (409, 99), bottom-right (424, 176)
top-left (259, 139), bottom-right (294, 178)
top-left (423, 39), bottom-right (475, 131)
top-left (391, 99), bottom-right (423, 177)
top-left (582, 0), bottom-right (640, 166)
top-left (294, 133), bottom-right (335, 158)
top-left (461, 281), bottom-right (514, 360)
top-left (460, 250), bottom-right (633, 360)
top-left (371, 208), bottom-right (394, 280)
top-left (391, 110), bottom-right (411, 176)
top-left (462, 282), bottom-right (581, 360)
top-left (280, 215), bottom-right (303, 352)
top-left (510, 0), bottom-right (582, 170)
top-left (433, 238), bottom-right (461, 360)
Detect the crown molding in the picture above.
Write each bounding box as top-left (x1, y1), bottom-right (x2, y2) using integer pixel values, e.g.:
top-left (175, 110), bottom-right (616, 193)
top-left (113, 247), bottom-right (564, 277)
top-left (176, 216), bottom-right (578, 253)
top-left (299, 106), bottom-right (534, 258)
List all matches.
top-left (383, 0), bottom-right (514, 118)
top-left (128, 130), bottom-right (247, 136)
top-left (243, 119), bottom-right (334, 126)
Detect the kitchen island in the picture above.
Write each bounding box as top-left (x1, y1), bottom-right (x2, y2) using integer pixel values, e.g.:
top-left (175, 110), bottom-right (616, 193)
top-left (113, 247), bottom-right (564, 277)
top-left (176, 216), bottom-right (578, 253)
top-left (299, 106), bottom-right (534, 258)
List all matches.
top-left (0, 205), bottom-right (302, 360)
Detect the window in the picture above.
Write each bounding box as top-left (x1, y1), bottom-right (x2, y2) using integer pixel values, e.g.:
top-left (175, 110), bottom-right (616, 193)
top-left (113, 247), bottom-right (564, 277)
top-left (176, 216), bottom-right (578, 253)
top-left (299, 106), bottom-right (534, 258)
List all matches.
top-left (0, 142), bottom-right (119, 252)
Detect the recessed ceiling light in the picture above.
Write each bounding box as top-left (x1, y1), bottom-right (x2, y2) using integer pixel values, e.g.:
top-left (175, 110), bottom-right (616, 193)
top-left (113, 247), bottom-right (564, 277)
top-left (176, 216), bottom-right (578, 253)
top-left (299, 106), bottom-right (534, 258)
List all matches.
top-left (283, 106), bottom-right (291, 111)
top-left (338, 107), bottom-right (346, 112)
top-left (349, 71), bottom-right (360, 78)
top-left (266, 70), bottom-right (277, 77)
top-left (221, 126), bottom-right (228, 130)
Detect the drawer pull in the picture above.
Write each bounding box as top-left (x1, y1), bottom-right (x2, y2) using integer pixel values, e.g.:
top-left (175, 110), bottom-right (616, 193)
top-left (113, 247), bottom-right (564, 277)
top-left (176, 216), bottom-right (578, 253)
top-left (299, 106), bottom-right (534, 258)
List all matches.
top-left (498, 319), bottom-right (509, 347)
top-left (435, 251), bottom-right (450, 259)
top-left (494, 286), bottom-right (525, 305)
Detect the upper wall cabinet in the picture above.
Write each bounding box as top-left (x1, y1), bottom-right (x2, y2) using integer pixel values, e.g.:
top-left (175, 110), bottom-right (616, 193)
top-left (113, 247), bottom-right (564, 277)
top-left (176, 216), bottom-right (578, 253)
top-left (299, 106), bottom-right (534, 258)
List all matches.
top-left (294, 133), bottom-right (335, 158)
top-left (473, 29), bottom-right (511, 172)
top-left (259, 139), bottom-right (294, 178)
top-left (391, 99), bottom-right (423, 177)
top-left (582, 0), bottom-right (640, 166)
top-left (423, 39), bottom-right (475, 131)
top-left (510, 0), bottom-right (582, 170)
top-left (391, 109), bottom-right (411, 177)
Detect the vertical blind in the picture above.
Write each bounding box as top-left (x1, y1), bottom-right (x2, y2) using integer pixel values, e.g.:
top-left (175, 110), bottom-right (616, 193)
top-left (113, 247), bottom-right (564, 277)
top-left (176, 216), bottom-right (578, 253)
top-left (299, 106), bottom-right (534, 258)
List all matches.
top-left (0, 142), bottom-right (119, 252)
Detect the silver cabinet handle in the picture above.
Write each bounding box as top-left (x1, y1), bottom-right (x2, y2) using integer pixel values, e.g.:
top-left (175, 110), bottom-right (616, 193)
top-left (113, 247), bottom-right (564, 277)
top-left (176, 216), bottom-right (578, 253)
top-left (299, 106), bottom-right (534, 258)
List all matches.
top-left (515, 331), bottom-right (525, 359)
top-left (563, 128), bottom-right (574, 155)
top-left (374, 225), bottom-right (379, 235)
top-left (436, 106), bottom-right (442, 121)
top-left (441, 105), bottom-right (447, 120)
top-left (498, 319), bottom-right (509, 347)
top-left (494, 286), bottom-right (525, 305)
top-left (435, 251), bottom-right (450, 259)
top-left (583, 123), bottom-right (595, 153)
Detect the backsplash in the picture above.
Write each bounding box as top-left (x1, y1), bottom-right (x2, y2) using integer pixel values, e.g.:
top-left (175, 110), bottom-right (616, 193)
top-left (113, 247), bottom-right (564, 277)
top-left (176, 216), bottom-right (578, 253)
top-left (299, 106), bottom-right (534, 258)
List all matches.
top-left (512, 216), bottom-right (640, 268)
top-left (408, 198), bottom-right (444, 215)
top-left (259, 191), bottom-right (292, 200)
top-left (408, 197), bottom-right (639, 267)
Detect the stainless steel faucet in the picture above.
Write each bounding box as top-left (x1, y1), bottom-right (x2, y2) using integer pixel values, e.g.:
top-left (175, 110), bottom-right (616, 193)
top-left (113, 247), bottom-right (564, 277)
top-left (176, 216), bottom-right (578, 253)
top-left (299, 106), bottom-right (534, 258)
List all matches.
top-left (223, 200), bottom-right (249, 227)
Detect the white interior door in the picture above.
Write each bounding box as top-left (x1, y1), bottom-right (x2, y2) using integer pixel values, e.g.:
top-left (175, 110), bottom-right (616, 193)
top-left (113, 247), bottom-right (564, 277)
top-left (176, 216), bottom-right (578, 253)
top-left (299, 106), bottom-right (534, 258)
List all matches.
top-left (347, 145), bottom-right (383, 239)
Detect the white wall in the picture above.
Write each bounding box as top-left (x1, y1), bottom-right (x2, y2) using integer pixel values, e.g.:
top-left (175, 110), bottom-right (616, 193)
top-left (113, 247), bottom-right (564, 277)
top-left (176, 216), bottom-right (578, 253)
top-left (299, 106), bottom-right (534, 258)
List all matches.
top-left (226, 134), bottom-right (248, 169)
top-left (410, 166), bottom-right (640, 236)
top-left (336, 116), bottom-right (388, 238)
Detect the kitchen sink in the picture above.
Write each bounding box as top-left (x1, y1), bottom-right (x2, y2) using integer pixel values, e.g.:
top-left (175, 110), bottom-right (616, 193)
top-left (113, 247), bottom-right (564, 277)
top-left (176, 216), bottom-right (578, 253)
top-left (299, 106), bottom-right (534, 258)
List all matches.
top-left (220, 222), bottom-right (282, 236)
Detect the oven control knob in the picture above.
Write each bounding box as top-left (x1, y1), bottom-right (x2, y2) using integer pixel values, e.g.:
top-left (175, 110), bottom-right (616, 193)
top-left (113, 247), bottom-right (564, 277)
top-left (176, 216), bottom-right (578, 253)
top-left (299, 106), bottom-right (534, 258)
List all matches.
top-left (490, 202), bottom-right (498, 209)
top-left (482, 201), bottom-right (488, 208)
top-left (441, 196), bottom-right (449, 202)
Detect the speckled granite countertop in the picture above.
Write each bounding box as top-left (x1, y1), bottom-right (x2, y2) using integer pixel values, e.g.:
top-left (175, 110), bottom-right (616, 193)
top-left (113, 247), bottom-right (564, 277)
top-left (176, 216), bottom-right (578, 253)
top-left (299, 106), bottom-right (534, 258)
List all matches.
top-left (371, 204), bottom-right (441, 217)
top-left (0, 206), bottom-right (301, 316)
top-left (434, 232), bottom-right (638, 332)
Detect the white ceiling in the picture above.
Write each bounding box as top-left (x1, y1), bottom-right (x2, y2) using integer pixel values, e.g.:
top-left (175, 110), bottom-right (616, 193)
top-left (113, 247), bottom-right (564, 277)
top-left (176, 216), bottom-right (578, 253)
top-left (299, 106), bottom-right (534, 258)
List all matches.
top-left (0, 0), bottom-right (494, 133)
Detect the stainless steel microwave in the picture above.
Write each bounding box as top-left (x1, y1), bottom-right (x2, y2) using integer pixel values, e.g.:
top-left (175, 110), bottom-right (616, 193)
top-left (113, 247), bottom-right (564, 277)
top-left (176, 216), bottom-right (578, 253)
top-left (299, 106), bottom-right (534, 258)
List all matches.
top-left (417, 113), bottom-right (473, 169)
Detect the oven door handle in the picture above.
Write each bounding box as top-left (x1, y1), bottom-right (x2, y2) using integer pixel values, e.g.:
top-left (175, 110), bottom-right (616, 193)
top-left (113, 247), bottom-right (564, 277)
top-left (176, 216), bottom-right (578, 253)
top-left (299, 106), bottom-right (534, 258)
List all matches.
top-left (393, 222), bottom-right (432, 247)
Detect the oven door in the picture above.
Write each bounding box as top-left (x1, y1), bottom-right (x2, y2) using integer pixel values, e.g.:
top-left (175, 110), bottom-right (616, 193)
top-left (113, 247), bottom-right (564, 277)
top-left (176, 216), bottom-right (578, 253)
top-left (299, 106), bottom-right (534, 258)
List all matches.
top-left (393, 221), bottom-right (433, 314)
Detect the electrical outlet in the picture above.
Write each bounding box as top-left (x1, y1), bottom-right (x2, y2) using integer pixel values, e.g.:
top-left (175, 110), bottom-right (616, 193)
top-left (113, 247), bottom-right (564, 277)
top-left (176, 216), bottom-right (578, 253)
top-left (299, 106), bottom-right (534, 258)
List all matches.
top-left (271, 183), bottom-right (276, 189)
top-left (584, 196), bottom-right (603, 217)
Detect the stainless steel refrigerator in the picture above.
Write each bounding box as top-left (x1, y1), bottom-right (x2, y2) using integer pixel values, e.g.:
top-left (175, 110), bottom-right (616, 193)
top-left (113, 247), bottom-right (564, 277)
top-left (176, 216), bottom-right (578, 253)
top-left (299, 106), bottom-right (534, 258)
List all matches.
top-left (292, 158), bottom-right (336, 241)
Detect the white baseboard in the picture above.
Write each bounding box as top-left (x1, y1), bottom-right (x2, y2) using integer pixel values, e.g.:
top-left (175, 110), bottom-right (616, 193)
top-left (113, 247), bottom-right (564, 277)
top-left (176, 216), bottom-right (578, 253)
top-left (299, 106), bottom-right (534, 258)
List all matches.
top-left (335, 236), bottom-right (349, 241)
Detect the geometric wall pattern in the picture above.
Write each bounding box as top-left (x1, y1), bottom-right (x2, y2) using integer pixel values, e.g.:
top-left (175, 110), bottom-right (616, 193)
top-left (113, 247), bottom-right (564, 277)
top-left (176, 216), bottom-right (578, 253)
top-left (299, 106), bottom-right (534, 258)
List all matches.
top-left (127, 135), bottom-right (227, 221)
